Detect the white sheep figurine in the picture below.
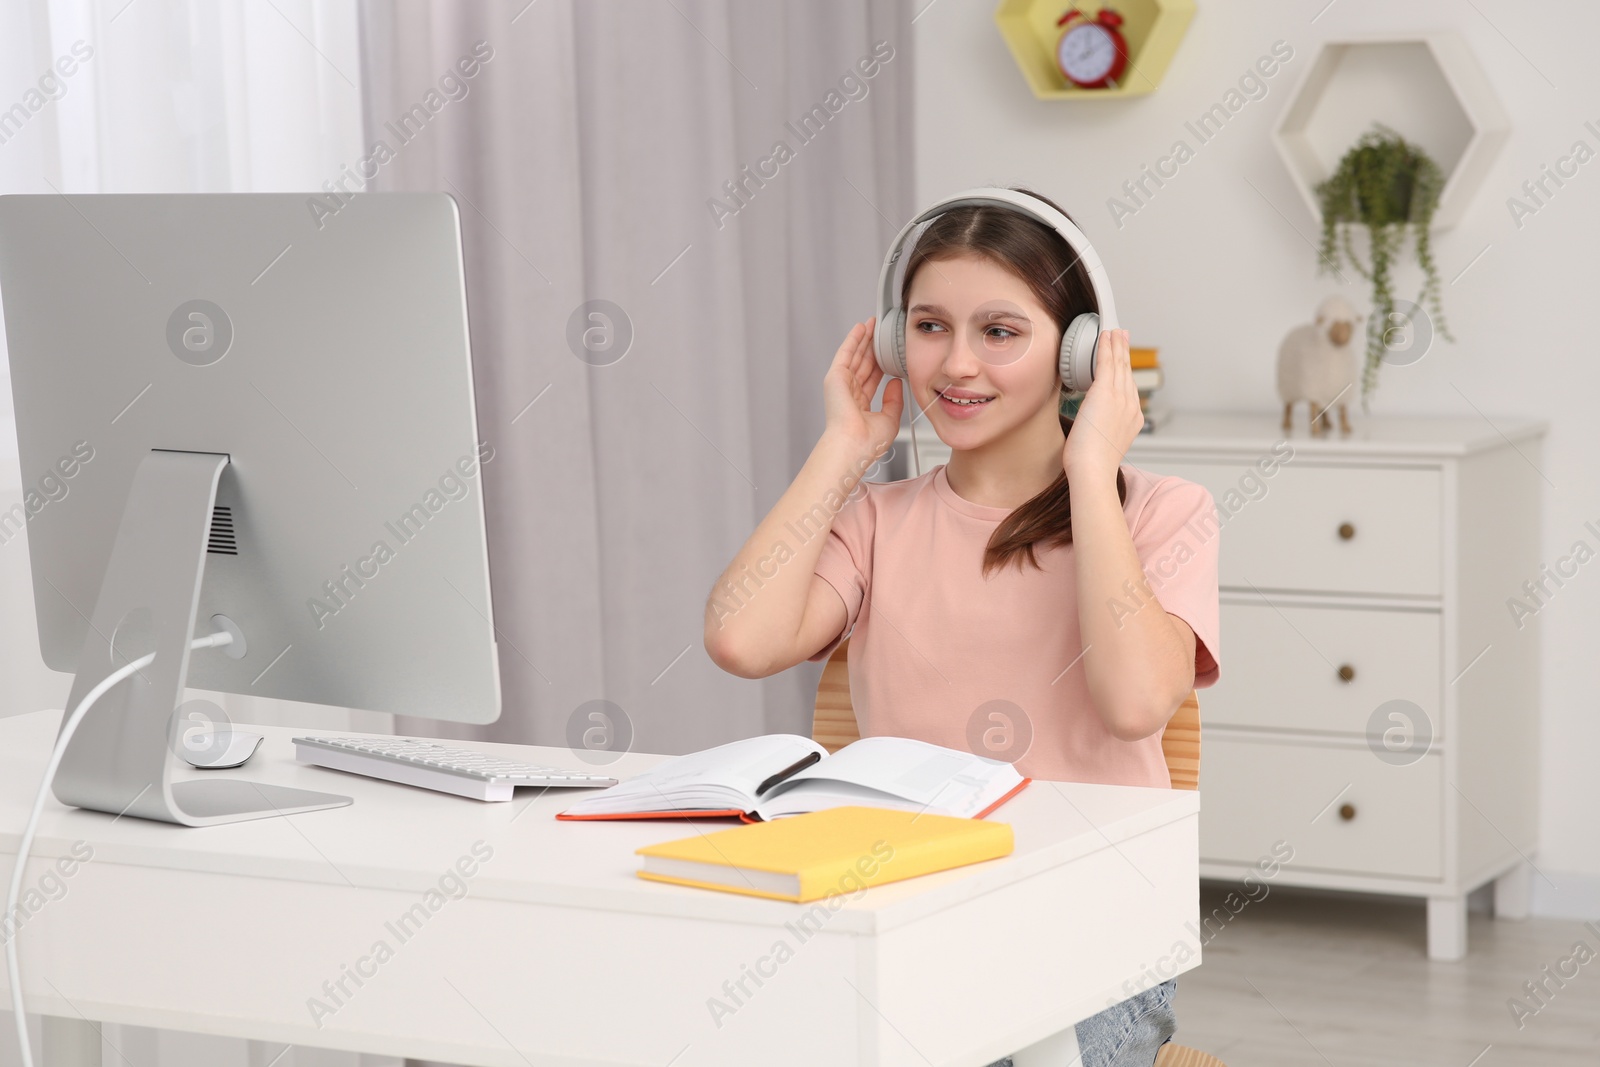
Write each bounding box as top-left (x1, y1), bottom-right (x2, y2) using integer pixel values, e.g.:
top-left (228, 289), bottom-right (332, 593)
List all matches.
top-left (1276, 294), bottom-right (1363, 435)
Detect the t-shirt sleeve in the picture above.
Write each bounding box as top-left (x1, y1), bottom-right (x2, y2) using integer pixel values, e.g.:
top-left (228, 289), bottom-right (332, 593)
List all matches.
top-left (1131, 474), bottom-right (1221, 687)
top-left (806, 483), bottom-right (876, 663)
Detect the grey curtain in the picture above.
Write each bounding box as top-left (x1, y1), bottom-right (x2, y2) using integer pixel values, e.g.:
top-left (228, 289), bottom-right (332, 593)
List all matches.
top-left (357, 1), bottom-right (914, 762)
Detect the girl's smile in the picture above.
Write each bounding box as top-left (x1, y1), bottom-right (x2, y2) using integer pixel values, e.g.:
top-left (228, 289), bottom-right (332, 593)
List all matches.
top-left (935, 385), bottom-right (996, 419)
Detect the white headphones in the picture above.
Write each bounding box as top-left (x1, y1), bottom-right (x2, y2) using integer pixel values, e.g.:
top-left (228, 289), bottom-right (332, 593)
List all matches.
top-left (873, 186), bottom-right (1118, 395)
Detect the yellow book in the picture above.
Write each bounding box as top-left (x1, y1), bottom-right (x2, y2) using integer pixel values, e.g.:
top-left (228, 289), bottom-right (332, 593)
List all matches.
top-left (1130, 346), bottom-right (1160, 370)
top-left (635, 805), bottom-right (1015, 903)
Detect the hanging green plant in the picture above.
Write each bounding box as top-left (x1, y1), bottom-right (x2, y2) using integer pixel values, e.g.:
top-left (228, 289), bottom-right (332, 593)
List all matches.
top-left (1314, 122), bottom-right (1452, 408)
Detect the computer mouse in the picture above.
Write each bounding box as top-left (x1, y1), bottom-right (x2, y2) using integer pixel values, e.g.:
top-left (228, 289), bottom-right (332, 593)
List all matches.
top-left (181, 730), bottom-right (265, 769)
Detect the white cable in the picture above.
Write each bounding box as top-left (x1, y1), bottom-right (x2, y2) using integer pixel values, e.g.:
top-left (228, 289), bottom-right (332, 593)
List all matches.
top-left (5, 630), bottom-right (233, 1067)
top-left (910, 416), bottom-right (923, 478)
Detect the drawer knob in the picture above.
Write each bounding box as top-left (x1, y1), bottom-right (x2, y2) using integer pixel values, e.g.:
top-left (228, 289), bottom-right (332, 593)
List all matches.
top-left (1337, 522), bottom-right (1356, 540)
top-left (1339, 803), bottom-right (1357, 821)
top-left (1337, 664), bottom-right (1356, 683)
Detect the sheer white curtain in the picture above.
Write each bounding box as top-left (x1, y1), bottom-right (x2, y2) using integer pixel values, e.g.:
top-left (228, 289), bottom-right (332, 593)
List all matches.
top-left (0, 0), bottom-right (363, 466)
top-left (358, 1), bottom-right (915, 760)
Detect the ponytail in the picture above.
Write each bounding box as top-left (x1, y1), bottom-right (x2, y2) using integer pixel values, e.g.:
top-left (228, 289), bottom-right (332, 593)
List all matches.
top-left (981, 412), bottom-right (1127, 577)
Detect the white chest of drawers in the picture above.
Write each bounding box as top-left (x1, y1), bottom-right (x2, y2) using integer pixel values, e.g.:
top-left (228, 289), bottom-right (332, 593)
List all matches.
top-left (895, 413), bottom-right (1548, 960)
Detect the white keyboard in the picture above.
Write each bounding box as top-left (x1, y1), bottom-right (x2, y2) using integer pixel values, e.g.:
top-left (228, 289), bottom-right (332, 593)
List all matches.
top-left (292, 735), bottom-right (619, 802)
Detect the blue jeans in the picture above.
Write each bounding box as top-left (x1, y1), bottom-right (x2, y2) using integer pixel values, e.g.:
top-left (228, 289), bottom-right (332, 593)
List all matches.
top-left (985, 979), bottom-right (1176, 1067)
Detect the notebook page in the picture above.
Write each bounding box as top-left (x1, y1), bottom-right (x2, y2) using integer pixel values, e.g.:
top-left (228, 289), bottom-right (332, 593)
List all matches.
top-left (750, 781), bottom-right (918, 821)
top-left (760, 736), bottom-right (1020, 815)
top-left (561, 733), bottom-right (826, 815)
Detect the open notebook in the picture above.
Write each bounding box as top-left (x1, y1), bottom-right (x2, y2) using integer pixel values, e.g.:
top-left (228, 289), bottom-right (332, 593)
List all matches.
top-left (555, 733), bottom-right (1030, 822)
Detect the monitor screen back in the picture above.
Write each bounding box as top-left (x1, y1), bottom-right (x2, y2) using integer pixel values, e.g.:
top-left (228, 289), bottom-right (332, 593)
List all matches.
top-left (0, 192), bottom-right (500, 723)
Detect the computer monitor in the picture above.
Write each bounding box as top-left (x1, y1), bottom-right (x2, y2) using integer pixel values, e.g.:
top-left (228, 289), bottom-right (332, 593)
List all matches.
top-left (0, 192), bottom-right (501, 825)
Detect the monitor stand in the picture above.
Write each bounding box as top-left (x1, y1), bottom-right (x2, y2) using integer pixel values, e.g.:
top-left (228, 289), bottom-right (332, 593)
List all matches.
top-left (50, 449), bottom-right (352, 825)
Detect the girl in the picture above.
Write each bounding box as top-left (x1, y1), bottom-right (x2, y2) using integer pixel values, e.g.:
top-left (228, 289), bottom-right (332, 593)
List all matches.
top-left (704, 188), bottom-right (1221, 1067)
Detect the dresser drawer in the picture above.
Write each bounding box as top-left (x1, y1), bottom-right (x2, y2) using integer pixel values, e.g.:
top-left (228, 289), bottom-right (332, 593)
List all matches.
top-left (1145, 461), bottom-right (1442, 596)
top-left (1204, 601), bottom-right (1442, 738)
top-left (1199, 736), bottom-right (1441, 880)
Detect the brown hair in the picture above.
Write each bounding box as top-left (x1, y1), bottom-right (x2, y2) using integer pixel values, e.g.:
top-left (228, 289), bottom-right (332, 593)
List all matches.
top-left (900, 186), bottom-right (1128, 577)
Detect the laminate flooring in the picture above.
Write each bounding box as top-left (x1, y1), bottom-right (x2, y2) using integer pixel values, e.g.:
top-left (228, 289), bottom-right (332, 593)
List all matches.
top-left (1168, 883), bottom-right (1600, 1066)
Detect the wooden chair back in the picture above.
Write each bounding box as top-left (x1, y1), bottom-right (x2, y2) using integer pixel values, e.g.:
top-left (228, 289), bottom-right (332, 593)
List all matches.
top-left (811, 637), bottom-right (1201, 790)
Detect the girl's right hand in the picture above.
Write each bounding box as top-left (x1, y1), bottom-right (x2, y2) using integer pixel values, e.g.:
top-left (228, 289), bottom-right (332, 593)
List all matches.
top-left (822, 316), bottom-right (903, 458)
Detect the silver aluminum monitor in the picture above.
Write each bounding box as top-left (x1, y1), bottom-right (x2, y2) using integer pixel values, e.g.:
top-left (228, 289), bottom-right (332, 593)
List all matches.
top-left (0, 192), bottom-right (501, 825)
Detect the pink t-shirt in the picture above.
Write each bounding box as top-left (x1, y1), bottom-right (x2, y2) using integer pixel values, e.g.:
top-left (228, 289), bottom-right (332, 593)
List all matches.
top-left (808, 462), bottom-right (1220, 788)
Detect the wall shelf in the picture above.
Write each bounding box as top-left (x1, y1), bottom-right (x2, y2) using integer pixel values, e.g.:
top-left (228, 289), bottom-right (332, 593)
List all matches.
top-left (994, 0), bottom-right (1195, 100)
top-left (1271, 34), bottom-right (1511, 230)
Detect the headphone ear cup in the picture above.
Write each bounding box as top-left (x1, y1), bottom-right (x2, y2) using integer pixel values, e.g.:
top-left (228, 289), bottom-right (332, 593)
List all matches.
top-left (875, 309), bottom-right (907, 378)
top-left (1059, 312), bottom-right (1100, 395)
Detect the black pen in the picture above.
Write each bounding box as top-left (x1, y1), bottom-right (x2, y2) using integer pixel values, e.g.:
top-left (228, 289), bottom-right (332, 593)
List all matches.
top-left (756, 750), bottom-right (822, 796)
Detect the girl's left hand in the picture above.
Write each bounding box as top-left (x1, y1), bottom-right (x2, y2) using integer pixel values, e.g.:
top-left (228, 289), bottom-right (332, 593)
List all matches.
top-left (1062, 328), bottom-right (1143, 482)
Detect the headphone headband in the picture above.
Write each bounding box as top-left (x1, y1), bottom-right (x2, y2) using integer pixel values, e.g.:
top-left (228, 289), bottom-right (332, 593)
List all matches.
top-left (874, 186), bottom-right (1118, 348)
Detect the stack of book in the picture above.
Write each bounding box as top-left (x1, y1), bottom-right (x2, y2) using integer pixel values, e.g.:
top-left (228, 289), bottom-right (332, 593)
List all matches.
top-left (1061, 345), bottom-right (1172, 433)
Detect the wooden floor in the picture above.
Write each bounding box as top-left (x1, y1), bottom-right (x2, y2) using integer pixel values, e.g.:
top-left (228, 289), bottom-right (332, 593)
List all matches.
top-left (1171, 882), bottom-right (1600, 1066)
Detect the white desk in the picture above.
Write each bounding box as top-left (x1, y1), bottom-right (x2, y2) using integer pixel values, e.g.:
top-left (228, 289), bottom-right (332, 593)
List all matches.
top-left (0, 708), bottom-right (1200, 1067)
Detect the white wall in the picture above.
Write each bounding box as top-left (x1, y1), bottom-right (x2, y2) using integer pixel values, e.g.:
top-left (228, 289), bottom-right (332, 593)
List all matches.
top-left (913, 0), bottom-right (1600, 918)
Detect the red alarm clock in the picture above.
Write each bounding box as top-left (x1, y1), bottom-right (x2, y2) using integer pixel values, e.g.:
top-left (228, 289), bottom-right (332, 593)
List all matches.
top-left (1055, 7), bottom-right (1129, 90)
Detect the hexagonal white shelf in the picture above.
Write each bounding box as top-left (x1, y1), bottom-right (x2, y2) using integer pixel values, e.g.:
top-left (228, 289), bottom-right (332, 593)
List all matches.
top-left (1272, 33), bottom-right (1510, 229)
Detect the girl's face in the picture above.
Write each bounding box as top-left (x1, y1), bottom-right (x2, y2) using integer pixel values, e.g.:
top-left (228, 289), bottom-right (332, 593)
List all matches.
top-left (904, 252), bottom-right (1063, 450)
